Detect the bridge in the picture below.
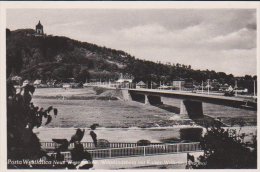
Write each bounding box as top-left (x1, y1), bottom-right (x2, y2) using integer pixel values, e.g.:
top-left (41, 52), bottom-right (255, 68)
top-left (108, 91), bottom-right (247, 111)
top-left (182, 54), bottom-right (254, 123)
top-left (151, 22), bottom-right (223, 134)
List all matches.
top-left (122, 88), bottom-right (257, 118)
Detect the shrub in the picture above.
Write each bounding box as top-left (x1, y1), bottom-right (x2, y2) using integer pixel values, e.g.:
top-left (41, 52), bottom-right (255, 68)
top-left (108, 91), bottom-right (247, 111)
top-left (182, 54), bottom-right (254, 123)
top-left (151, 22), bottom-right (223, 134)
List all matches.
top-left (93, 87), bottom-right (105, 95)
top-left (137, 139), bottom-right (151, 146)
top-left (97, 139), bottom-right (110, 148)
top-left (193, 125), bottom-right (257, 169)
top-left (179, 128), bottom-right (203, 142)
top-left (7, 81), bottom-right (58, 168)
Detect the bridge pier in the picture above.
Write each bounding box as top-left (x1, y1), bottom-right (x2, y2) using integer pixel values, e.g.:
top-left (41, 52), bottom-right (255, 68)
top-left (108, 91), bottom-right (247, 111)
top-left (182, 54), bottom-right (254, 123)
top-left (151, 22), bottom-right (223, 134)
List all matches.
top-left (129, 92), bottom-right (145, 103)
top-left (145, 95), bottom-right (163, 105)
top-left (129, 91), bottom-right (163, 105)
top-left (145, 95), bottom-right (150, 105)
top-left (122, 89), bottom-right (132, 101)
top-left (180, 100), bottom-right (204, 119)
top-left (147, 95), bottom-right (163, 105)
top-left (180, 100), bottom-right (188, 115)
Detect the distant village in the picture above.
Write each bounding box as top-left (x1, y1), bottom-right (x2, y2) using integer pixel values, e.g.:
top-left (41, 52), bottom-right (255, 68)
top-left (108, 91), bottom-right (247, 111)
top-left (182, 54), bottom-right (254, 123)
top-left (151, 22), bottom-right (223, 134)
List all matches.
top-left (11, 71), bottom-right (254, 97)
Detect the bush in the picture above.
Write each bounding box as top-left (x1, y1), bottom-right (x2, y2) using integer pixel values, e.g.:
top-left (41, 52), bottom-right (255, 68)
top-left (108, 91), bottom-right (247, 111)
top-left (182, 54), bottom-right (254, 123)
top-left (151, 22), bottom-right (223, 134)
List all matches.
top-left (193, 125), bottom-right (257, 169)
top-left (137, 139), bottom-right (151, 146)
top-left (93, 87), bottom-right (105, 95)
top-left (7, 81), bottom-right (59, 169)
top-left (97, 139), bottom-right (110, 148)
top-left (179, 128), bottom-right (203, 142)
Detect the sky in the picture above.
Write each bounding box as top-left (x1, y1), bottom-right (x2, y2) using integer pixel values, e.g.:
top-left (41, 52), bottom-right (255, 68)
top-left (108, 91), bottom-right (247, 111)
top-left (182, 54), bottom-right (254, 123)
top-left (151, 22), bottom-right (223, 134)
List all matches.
top-left (6, 9), bottom-right (257, 76)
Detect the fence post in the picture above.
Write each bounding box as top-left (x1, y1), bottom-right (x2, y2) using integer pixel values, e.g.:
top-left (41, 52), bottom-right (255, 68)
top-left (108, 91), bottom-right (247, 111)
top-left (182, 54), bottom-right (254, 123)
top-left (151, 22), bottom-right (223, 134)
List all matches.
top-left (177, 144), bottom-right (179, 153)
top-left (144, 146), bottom-right (146, 156)
top-left (109, 149), bottom-right (112, 158)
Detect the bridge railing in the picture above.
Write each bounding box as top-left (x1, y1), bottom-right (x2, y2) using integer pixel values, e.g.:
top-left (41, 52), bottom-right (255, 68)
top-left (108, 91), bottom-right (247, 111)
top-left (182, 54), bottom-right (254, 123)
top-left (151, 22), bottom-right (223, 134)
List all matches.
top-left (41, 141), bottom-right (164, 150)
top-left (47, 142), bottom-right (201, 160)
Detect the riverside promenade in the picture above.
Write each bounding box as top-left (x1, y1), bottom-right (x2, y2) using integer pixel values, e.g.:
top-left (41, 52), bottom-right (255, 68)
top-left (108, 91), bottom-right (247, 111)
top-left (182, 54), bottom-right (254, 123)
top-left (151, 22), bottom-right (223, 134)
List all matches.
top-left (92, 152), bottom-right (203, 169)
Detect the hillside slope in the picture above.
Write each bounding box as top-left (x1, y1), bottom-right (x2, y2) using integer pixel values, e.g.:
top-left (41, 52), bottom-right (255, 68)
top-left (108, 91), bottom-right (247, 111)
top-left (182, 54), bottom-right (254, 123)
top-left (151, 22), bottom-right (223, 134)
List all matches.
top-left (7, 29), bottom-right (135, 82)
top-left (6, 28), bottom-right (255, 89)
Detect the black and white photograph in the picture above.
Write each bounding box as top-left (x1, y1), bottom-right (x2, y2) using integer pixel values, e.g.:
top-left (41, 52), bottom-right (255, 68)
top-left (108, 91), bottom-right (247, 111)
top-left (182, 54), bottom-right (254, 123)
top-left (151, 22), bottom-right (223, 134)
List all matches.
top-left (1, 1), bottom-right (259, 170)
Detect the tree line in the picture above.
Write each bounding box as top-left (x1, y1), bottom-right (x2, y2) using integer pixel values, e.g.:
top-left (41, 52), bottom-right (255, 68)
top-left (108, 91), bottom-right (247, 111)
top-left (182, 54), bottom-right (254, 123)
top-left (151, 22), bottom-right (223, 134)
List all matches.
top-left (6, 28), bottom-right (257, 93)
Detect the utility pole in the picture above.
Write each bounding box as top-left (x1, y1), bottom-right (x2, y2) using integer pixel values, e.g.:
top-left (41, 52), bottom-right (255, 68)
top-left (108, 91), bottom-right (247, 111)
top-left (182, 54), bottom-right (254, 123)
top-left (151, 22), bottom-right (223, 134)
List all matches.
top-left (235, 80), bottom-right (238, 97)
top-left (207, 79), bottom-right (210, 95)
top-left (202, 81), bottom-right (204, 93)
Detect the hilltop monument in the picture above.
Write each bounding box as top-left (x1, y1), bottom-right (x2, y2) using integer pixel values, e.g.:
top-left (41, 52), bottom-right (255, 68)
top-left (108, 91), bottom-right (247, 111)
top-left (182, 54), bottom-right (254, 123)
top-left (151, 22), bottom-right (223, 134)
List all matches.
top-left (35, 20), bottom-right (44, 36)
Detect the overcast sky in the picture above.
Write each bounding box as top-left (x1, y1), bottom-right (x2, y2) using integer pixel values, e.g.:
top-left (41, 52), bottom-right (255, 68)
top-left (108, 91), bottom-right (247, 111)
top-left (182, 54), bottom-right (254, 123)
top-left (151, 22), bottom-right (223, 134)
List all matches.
top-left (6, 9), bottom-right (257, 76)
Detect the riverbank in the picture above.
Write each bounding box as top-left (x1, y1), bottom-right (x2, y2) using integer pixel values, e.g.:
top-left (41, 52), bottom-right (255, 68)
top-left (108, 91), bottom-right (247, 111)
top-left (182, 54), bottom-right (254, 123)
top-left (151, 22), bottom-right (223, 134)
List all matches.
top-left (34, 126), bottom-right (256, 143)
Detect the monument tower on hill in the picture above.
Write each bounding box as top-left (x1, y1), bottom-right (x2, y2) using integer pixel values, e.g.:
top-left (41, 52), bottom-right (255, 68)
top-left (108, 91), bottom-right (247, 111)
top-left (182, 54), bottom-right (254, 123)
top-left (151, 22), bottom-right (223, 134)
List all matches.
top-left (35, 20), bottom-right (44, 35)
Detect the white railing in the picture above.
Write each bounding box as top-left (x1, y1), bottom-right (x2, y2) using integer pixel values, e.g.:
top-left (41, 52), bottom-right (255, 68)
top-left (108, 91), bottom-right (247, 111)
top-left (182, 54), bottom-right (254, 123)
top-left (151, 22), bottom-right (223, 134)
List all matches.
top-left (41, 141), bottom-right (164, 150)
top-left (48, 142), bottom-right (201, 160)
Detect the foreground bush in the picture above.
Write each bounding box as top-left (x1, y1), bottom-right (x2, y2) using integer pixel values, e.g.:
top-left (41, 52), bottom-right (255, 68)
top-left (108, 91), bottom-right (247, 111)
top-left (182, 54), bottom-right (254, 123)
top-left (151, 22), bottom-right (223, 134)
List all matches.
top-left (192, 124), bottom-right (257, 169)
top-left (137, 139), bottom-right (151, 146)
top-left (179, 128), bottom-right (203, 142)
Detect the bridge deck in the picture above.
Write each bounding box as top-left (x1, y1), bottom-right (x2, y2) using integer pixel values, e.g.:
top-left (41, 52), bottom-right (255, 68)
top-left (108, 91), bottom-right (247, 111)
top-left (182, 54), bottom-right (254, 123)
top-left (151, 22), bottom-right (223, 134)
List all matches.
top-left (129, 89), bottom-right (256, 110)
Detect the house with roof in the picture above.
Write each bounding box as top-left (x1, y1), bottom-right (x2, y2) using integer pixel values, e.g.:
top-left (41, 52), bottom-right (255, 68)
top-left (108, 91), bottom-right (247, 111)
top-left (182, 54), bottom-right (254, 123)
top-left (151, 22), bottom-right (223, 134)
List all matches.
top-left (136, 81), bottom-right (146, 89)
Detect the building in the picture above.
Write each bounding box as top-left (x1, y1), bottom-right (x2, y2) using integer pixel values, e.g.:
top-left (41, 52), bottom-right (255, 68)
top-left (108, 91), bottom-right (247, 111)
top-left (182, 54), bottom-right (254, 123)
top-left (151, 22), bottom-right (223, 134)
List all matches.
top-left (35, 21), bottom-right (44, 36)
top-left (219, 84), bottom-right (230, 92)
top-left (116, 73), bottom-right (134, 83)
top-left (115, 73), bottom-right (134, 88)
top-left (136, 81), bottom-right (146, 89)
top-left (172, 80), bottom-right (185, 90)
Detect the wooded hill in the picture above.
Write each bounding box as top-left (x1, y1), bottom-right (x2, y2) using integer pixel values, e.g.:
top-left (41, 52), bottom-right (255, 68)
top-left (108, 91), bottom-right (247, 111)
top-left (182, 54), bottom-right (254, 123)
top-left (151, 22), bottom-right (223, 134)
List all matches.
top-left (6, 28), bottom-right (256, 88)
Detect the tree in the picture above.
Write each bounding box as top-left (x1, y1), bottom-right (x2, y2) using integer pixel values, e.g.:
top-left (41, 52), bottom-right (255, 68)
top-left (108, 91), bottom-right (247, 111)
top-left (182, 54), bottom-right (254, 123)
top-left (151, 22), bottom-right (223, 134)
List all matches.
top-left (75, 69), bottom-right (90, 83)
top-left (179, 128), bottom-right (203, 142)
top-left (192, 124), bottom-right (257, 169)
top-left (7, 81), bottom-right (59, 169)
top-left (6, 28), bottom-right (11, 37)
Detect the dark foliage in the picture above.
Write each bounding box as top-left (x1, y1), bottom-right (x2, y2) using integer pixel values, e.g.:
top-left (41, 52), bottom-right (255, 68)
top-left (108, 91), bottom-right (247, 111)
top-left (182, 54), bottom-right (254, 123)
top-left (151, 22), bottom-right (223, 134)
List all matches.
top-left (179, 128), bottom-right (203, 142)
top-left (7, 81), bottom-right (92, 169)
top-left (137, 139), bottom-right (151, 146)
top-left (70, 143), bottom-right (93, 169)
top-left (93, 87), bottom-right (106, 95)
top-left (7, 81), bottom-right (58, 168)
top-left (97, 139), bottom-right (110, 148)
top-left (90, 131), bottom-right (97, 147)
top-left (70, 128), bottom-right (85, 143)
top-left (90, 123), bottom-right (99, 130)
top-left (193, 124), bottom-right (257, 169)
top-left (52, 139), bottom-right (70, 152)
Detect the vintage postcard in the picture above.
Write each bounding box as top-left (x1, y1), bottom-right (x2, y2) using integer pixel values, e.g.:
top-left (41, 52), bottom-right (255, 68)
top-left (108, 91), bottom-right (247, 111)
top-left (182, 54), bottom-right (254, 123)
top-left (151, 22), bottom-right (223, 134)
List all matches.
top-left (0, 1), bottom-right (259, 171)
